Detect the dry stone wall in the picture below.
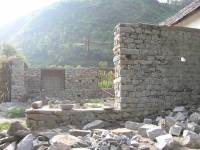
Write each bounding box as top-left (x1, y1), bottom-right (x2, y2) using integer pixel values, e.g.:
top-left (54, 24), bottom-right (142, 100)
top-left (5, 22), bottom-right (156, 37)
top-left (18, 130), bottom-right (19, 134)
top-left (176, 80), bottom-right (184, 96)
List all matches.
top-left (11, 58), bottom-right (26, 101)
top-left (113, 23), bottom-right (200, 116)
top-left (26, 68), bottom-right (41, 99)
top-left (10, 63), bottom-right (111, 102)
top-left (40, 68), bottom-right (106, 101)
top-left (26, 108), bottom-right (122, 130)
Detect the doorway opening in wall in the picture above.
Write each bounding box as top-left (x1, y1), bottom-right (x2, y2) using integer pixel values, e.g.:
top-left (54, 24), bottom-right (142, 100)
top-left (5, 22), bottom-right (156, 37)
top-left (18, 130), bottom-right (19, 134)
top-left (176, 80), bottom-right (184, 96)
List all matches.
top-left (98, 67), bottom-right (114, 97)
top-left (41, 69), bottom-right (65, 99)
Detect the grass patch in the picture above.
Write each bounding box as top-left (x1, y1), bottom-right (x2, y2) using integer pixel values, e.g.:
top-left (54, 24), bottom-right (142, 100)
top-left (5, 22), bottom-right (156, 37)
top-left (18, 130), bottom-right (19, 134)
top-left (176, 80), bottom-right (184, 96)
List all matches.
top-left (86, 98), bottom-right (102, 103)
top-left (7, 107), bottom-right (25, 118)
top-left (0, 121), bottom-right (28, 131)
top-left (98, 80), bottom-right (113, 88)
top-left (0, 122), bottom-right (11, 131)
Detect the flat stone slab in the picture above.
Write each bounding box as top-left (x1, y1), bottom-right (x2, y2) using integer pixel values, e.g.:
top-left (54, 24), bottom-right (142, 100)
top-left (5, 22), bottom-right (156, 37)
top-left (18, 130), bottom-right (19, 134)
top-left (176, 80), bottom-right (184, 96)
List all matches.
top-left (138, 124), bottom-right (157, 137)
top-left (169, 125), bottom-right (182, 136)
top-left (26, 108), bottom-right (62, 115)
top-left (111, 128), bottom-right (133, 137)
top-left (83, 120), bottom-right (109, 130)
top-left (125, 121), bottom-right (144, 130)
top-left (173, 106), bottom-right (186, 112)
top-left (155, 134), bottom-right (174, 150)
top-left (69, 129), bottom-right (91, 137)
top-left (146, 126), bottom-right (166, 140)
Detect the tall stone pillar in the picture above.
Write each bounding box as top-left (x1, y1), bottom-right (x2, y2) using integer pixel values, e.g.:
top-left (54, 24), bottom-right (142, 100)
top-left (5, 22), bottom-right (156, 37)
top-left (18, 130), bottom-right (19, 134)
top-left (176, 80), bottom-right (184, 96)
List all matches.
top-left (10, 57), bottom-right (26, 101)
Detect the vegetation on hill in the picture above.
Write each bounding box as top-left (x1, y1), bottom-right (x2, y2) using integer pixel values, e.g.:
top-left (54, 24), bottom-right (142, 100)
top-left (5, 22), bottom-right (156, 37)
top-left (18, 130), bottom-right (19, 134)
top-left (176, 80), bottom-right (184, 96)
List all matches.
top-left (0, 0), bottom-right (191, 67)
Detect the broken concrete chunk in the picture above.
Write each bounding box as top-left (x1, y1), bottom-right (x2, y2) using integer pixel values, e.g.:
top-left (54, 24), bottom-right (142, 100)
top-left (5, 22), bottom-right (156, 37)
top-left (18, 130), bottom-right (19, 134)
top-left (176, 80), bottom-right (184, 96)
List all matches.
top-left (111, 128), bottom-right (133, 138)
top-left (155, 134), bottom-right (174, 150)
top-left (17, 134), bottom-right (34, 150)
top-left (143, 118), bottom-right (153, 124)
top-left (169, 125), bottom-right (182, 136)
top-left (183, 130), bottom-right (198, 137)
top-left (83, 120), bottom-right (109, 130)
top-left (138, 145), bottom-right (150, 150)
top-left (125, 121), bottom-right (144, 130)
top-left (138, 124), bottom-right (157, 137)
top-left (146, 126), bottom-right (166, 140)
top-left (130, 139), bottom-right (139, 147)
top-left (181, 135), bottom-right (200, 148)
top-left (174, 112), bottom-right (186, 121)
top-left (187, 122), bottom-right (200, 134)
top-left (4, 142), bottom-right (16, 150)
top-left (175, 122), bottom-right (187, 130)
top-left (173, 106), bottom-right (186, 112)
top-left (189, 112), bottom-right (200, 123)
top-left (50, 134), bottom-right (87, 150)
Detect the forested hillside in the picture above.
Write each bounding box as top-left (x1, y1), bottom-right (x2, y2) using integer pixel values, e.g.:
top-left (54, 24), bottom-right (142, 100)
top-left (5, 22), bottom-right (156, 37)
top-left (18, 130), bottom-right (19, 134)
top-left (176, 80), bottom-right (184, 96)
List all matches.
top-left (0, 0), bottom-right (191, 67)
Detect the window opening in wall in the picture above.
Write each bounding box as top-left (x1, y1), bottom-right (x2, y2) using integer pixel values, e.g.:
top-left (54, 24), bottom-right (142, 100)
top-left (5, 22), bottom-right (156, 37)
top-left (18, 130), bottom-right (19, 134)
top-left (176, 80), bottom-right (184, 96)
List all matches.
top-left (181, 57), bottom-right (186, 62)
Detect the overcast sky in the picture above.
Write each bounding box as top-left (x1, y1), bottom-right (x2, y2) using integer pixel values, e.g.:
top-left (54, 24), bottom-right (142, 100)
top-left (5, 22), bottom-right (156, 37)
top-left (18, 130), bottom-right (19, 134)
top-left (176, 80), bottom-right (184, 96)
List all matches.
top-left (0, 0), bottom-right (59, 26)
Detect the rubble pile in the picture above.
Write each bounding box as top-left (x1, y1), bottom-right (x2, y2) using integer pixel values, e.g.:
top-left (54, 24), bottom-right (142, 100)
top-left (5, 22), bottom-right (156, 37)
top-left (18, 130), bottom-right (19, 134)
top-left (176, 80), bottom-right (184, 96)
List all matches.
top-left (2, 105), bottom-right (200, 150)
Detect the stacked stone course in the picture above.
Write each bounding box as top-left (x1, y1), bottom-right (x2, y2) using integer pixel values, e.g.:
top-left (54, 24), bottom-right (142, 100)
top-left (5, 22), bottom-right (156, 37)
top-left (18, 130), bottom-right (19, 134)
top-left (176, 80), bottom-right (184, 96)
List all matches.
top-left (113, 23), bottom-right (200, 116)
top-left (11, 57), bottom-right (26, 101)
top-left (26, 23), bottom-right (200, 129)
top-left (10, 61), bottom-right (112, 102)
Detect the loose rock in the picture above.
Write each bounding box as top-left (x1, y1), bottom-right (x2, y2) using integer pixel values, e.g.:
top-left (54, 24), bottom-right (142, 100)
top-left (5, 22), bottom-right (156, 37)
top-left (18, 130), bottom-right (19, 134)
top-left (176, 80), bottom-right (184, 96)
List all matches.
top-left (169, 125), bottom-right (182, 136)
top-left (146, 126), bottom-right (166, 140)
top-left (189, 112), bottom-right (200, 123)
top-left (125, 121), bottom-right (144, 130)
top-left (138, 124), bottom-right (157, 137)
top-left (155, 134), bottom-right (175, 150)
top-left (143, 118), bottom-right (153, 124)
top-left (83, 120), bottom-right (109, 130)
top-left (17, 134), bottom-right (34, 150)
top-left (69, 129), bottom-right (91, 137)
top-left (173, 106), bottom-right (186, 112)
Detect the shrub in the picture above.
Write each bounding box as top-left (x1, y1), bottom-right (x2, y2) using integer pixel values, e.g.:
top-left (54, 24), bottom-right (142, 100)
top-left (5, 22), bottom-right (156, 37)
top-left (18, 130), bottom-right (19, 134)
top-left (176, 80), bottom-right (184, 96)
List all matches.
top-left (7, 107), bottom-right (25, 118)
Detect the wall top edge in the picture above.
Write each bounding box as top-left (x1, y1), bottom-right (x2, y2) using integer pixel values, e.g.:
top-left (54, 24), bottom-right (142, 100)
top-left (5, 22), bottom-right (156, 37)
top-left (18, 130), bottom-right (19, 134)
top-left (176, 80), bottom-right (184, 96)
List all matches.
top-left (114, 23), bottom-right (200, 33)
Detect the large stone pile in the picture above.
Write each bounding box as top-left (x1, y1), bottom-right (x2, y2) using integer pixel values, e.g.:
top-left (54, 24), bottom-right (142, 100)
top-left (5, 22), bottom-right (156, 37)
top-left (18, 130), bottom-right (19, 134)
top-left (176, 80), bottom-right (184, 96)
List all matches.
top-left (3, 105), bottom-right (200, 150)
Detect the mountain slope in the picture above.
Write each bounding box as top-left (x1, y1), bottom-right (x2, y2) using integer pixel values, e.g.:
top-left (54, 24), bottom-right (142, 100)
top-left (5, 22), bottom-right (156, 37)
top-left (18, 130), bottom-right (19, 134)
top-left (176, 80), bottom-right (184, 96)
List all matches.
top-left (0, 0), bottom-right (189, 66)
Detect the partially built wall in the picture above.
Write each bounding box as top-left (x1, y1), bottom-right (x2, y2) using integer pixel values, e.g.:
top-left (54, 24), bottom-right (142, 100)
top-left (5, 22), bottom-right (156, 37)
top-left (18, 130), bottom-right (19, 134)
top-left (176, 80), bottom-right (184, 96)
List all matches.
top-left (26, 23), bottom-right (200, 129)
top-left (26, 68), bottom-right (102, 101)
top-left (113, 23), bottom-right (200, 116)
top-left (10, 59), bottom-right (113, 102)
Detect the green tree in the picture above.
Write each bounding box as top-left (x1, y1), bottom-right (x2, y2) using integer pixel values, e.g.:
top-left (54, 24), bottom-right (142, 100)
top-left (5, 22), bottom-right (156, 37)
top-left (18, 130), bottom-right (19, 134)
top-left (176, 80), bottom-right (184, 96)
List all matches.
top-left (0, 44), bottom-right (28, 64)
top-left (0, 44), bottom-right (17, 57)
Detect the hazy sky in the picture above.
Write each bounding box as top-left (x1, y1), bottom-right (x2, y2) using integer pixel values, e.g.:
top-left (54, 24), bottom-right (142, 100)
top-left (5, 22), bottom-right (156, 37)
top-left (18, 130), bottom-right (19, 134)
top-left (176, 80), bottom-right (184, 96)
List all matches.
top-left (0, 0), bottom-right (59, 26)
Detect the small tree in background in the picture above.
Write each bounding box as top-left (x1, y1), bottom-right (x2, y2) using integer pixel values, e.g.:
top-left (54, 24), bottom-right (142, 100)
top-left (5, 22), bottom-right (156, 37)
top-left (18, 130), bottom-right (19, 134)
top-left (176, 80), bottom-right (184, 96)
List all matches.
top-left (0, 44), bottom-right (17, 58)
top-left (0, 43), bottom-right (28, 64)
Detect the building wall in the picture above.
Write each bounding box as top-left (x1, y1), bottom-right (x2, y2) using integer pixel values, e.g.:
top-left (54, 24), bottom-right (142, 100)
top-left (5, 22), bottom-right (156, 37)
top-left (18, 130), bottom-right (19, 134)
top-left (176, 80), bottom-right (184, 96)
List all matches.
top-left (113, 23), bottom-right (200, 116)
top-left (11, 58), bottom-right (26, 101)
top-left (26, 68), bottom-right (41, 99)
top-left (40, 68), bottom-right (103, 102)
top-left (11, 64), bottom-right (112, 102)
top-left (175, 9), bottom-right (200, 29)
